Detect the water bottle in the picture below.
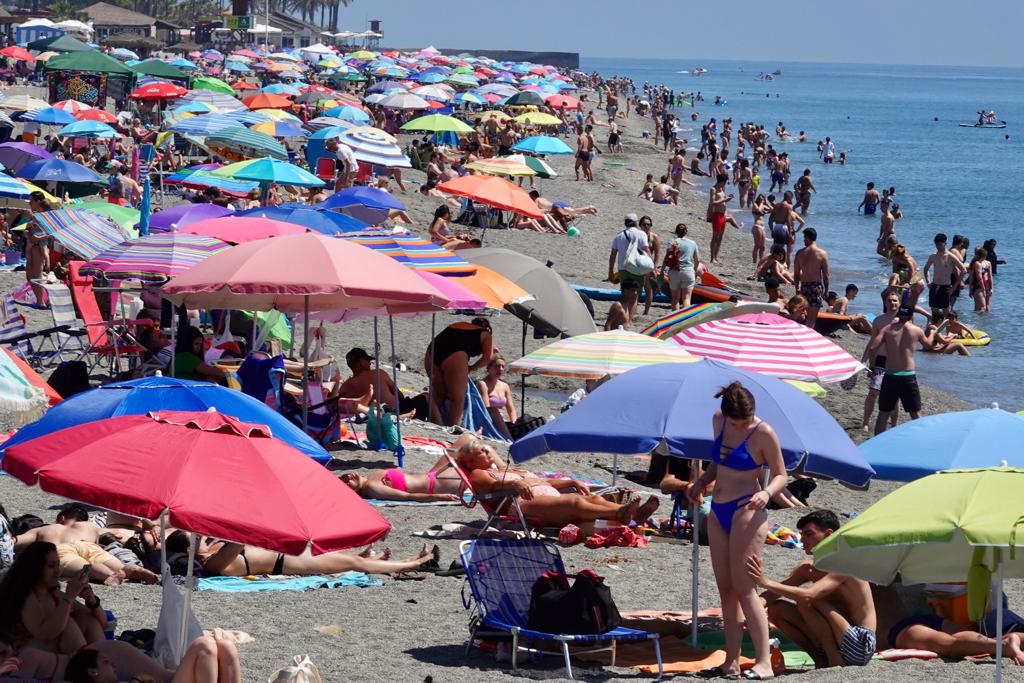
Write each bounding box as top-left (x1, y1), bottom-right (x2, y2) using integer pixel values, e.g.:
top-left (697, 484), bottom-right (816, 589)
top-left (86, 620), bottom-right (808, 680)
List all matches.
top-left (104, 609), bottom-right (117, 640)
top-left (769, 637), bottom-right (785, 673)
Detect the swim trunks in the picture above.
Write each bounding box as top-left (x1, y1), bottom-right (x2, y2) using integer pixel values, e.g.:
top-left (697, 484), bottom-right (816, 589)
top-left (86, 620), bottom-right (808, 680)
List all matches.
top-left (56, 541), bottom-right (118, 570)
top-left (770, 223), bottom-right (789, 244)
top-left (868, 355), bottom-right (887, 392)
top-left (888, 614), bottom-right (945, 649)
top-left (576, 150), bottom-right (592, 162)
top-left (771, 171), bottom-right (785, 183)
top-left (711, 212), bottom-right (727, 233)
top-left (879, 371), bottom-right (921, 413)
top-left (799, 282), bottom-right (825, 307)
top-left (928, 283), bottom-right (951, 311)
top-left (617, 269), bottom-right (645, 291)
top-left (863, 203), bottom-right (877, 215)
top-left (840, 625), bottom-right (877, 666)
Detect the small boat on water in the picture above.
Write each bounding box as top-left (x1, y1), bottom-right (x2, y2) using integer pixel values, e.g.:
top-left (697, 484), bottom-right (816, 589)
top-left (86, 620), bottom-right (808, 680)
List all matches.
top-left (959, 121), bottom-right (1007, 128)
top-left (692, 67), bottom-right (708, 75)
top-left (771, 69), bottom-right (782, 75)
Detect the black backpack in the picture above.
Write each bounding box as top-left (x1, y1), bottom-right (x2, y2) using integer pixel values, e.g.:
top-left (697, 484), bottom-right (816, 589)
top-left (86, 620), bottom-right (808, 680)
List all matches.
top-left (527, 569), bottom-right (621, 634)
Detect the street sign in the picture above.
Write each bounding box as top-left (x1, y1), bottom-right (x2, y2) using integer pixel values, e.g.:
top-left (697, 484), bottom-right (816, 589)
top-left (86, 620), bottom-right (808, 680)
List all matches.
top-left (225, 15), bottom-right (252, 30)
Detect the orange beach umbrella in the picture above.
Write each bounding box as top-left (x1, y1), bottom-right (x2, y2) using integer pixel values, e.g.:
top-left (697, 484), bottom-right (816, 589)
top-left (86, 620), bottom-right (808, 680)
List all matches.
top-left (437, 174), bottom-right (543, 218)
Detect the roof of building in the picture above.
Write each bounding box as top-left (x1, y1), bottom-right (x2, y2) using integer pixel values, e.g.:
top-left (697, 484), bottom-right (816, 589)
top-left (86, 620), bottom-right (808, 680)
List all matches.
top-left (81, 2), bottom-right (155, 27)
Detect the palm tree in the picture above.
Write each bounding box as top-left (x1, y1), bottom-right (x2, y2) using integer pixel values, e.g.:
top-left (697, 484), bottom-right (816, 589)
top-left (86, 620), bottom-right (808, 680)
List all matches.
top-left (50, 0), bottom-right (86, 20)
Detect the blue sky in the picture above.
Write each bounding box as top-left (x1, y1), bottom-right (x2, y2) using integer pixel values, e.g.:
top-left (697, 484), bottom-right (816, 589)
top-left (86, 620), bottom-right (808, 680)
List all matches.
top-left (344, 1), bottom-right (1023, 68)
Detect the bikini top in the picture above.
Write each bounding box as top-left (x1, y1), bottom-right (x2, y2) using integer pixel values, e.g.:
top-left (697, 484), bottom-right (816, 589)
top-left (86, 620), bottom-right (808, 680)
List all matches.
top-left (712, 420), bottom-right (763, 471)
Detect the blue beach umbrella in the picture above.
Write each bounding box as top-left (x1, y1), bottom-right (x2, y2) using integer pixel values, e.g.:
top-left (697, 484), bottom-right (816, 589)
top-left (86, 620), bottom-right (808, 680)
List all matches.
top-left (413, 72), bottom-right (446, 84)
top-left (323, 105), bottom-right (370, 124)
top-left (512, 135), bottom-right (574, 155)
top-left (319, 186), bottom-right (406, 212)
top-left (17, 158), bottom-right (106, 184)
top-left (56, 120), bottom-right (116, 139)
top-left (0, 376), bottom-right (329, 465)
top-left (215, 157), bottom-right (324, 187)
top-left (20, 107), bottom-right (76, 125)
top-left (860, 407), bottom-right (1024, 481)
top-left (168, 113), bottom-right (237, 136)
top-left (236, 203), bottom-right (368, 235)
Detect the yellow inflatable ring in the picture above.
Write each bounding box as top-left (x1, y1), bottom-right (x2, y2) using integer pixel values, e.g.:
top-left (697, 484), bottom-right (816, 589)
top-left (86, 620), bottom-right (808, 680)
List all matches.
top-left (957, 329), bottom-right (991, 347)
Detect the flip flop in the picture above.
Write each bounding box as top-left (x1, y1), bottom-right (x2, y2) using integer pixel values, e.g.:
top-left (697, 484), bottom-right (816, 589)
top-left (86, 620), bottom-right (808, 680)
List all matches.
top-left (695, 666), bottom-right (739, 679)
top-left (740, 670), bottom-right (770, 680)
top-left (435, 560), bottom-right (466, 578)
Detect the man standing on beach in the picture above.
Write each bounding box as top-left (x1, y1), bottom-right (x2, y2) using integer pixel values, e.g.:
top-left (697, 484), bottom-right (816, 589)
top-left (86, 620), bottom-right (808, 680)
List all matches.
top-left (793, 228), bottom-right (829, 329)
top-left (607, 213), bottom-right (650, 328)
top-left (923, 233), bottom-right (965, 318)
top-left (575, 124), bottom-right (595, 182)
top-left (768, 191), bottom-right (804, 266)
top-left (749, 510), bottom-right (877, 670)
top-left (866, 303), bottom-right (937, 434)
top-left (860, 290), bottom-right (901, 432)
top-left (326, 138), bottom-right (356, 191)
top-left (793, 168), bottom-right (816, 216)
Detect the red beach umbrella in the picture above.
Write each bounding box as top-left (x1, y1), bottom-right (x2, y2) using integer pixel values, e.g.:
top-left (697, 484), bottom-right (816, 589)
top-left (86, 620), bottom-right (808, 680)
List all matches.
top-left (545, 94), bottom-right (581, 110)
top-left (75, 109), bottom-right (118, 123)
top-left (0, 46), bottom-right (33, 62)
top-left (231, 80), bottom-right (259, 91)
top-left (130, 82), bottom-right (187, 100)
top-left (2, 410), bottom-right (391, 554)
top-left (177, 216), bottom-right (306, 244)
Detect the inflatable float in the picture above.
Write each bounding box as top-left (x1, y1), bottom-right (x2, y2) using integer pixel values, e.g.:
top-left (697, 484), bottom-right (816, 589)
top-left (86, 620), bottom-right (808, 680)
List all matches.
top-left (959, 121), bottom-right (1006, 129)
top-left (956, 329), bottom-right (991, 346)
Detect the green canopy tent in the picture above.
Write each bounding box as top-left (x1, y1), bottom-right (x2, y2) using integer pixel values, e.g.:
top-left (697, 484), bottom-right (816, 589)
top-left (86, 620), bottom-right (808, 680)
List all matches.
top-left (44, 51), bottom-right (136, 108)
top-left (44, 51), bottom-right (135, 77)
top-left (131, 60), bottom-right (189, 84)
top-left (26, 33), bottom-right (94, 53)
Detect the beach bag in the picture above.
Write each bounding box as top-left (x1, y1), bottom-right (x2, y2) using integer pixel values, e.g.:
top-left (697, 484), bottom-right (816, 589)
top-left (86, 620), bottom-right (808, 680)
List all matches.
top-left (366, 403), bottom-right (399, 450)
top-left (267, 655), bottom-right (322, 683)
top-left (622, 230), bottom-right (654, 276)
top-left (663, 240), bottom-right (681, 271)
top-left (153, 565), bottom-right (203, 668)
top-left (508, 414), bottom-right (546, 440)
top-left (527, 569), bottom-right (621, 634)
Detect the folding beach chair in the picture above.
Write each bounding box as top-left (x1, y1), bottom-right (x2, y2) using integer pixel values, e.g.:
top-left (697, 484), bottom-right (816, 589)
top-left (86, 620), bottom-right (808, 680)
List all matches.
top-left (66, 262), bottom-right (150, 375)
top-left (444, 452), bottom-right (534, 537)
top-left (0, 290), bottom-right (71, 364)
top-left (314, 157), bottom-right (336, 183)
top-left (459, 539), bottom-right (663, 680)
top-left (32, 279), bottom-right (90, 367)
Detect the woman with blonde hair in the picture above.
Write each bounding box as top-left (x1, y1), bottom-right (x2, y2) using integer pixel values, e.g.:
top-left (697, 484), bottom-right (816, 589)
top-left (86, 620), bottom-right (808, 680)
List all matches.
top-left (476, 354), bottom-right (516, 439)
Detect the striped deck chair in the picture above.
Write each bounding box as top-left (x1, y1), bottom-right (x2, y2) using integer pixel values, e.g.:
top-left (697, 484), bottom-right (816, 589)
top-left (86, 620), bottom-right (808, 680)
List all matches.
top-left (459, 539), bottom-right (663, 680)
top-left (31, 279), bottom-right (89, 367)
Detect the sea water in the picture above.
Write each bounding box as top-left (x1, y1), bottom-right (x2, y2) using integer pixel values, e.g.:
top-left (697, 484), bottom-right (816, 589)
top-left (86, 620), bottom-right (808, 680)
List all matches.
top-left (582, 57), bottom-right (1024, 410)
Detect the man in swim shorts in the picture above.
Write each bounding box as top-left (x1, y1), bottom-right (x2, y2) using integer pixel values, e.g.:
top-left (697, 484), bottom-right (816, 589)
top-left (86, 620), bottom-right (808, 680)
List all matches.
top-left (793, 227), bottom-right (830, 329)
top-left (923, 232), bottom-right (965, 318)
top-left (858, 182), bottom-right (880, 215)
top-left (866, 303), bottom-right (938, 434)
top-left (885, 610), bottom-right (1024, 664)
top-left (750, 510), bottom-right (878, 669)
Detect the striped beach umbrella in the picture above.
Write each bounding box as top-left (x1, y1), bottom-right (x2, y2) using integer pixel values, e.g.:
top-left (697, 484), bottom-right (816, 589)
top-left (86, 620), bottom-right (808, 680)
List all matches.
top-left (177, 90), bottom-right (246, 113)
top-left (336, 128), bottom-right (411, 167)
top-left (337, 231), bottom-right (476, 275)
top-left (168, 113), bottom-right (237, 136)
top-left (0, 95), bottom-right (49, 112)
top-left (0, 174), bottom-right (33, 204)
top-left (465, 156), bottom-right (536, 177)
top-left (223, 110), bottom-right (271, 126)
top-left (206, 127), bottom-right (288, 160)
top-left (509, 328), bottom-right (697, 380)
top-left (52, 100), bottom-right (93, 114)
top-left (671, 312), bottom-right (863, 383)
top-left (251, 119), bottom-right (308, 138)
top-left (213, 158), bottom-right (323, 186)
top-left (378, 92), bottom-right (430, 110)
top-left (33, 209), bottom-right (130, 260)
top-left (80, 233), bottom-right (230, 283)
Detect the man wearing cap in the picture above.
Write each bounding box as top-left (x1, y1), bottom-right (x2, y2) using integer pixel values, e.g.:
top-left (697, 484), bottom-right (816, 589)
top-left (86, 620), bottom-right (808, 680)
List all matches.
top-left (608, 213), bottom-right (651, 328)
top-left (865, 304), bottom-right (938, 434)
top-left (336, 347), bottom-right (429, 419)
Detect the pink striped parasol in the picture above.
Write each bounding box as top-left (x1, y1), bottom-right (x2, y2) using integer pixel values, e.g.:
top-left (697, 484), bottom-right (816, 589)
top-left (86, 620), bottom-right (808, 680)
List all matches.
top-left (671, 312), bottom-right (863, 383)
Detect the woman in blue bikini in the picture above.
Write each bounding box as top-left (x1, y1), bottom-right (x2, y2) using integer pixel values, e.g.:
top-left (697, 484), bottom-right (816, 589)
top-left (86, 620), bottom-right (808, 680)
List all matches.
top-left (686, 382), bottom-right (788, 680)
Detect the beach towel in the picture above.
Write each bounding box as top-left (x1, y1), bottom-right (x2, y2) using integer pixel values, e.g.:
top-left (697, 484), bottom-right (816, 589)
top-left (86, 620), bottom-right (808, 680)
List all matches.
top-left (366, 491), bottom-right (473, 507)
top-left (237, 354), bottom-right (285, 409)
top-left (454, 379), bottom-right (511, 442)
top-left (413, 522), bottom-right (527, 541)
top-left (583, 635), bottom-right (755, 675)
top-left (876, 648), bottom-right (940, 661)
top-left (197, 572), bottom-right (381, 592)
top-left (696, 630), bottom-right (815, 668)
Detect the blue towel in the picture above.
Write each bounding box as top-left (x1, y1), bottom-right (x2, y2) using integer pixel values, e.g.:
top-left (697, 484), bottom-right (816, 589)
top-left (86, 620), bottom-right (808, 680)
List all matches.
top-left (461, 379), bottom-right (511, 443)
top-left (197, 572), bottom-right (381, 592)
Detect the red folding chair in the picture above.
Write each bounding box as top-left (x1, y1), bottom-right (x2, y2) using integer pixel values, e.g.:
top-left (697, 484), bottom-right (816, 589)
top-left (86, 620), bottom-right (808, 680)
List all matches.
top-left (315, 157), bottom-right (336, 182)
top-left (67, 262), bottom-right (152, 375)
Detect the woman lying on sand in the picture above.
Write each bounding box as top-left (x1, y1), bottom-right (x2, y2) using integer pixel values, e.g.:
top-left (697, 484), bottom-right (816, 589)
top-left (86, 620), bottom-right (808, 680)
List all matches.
top-left (339, 453), bottom-right (466, 503)
top-left (455, 438), bottom-right (659, 527)
top-left (174, 531), bottom-right (440, 577)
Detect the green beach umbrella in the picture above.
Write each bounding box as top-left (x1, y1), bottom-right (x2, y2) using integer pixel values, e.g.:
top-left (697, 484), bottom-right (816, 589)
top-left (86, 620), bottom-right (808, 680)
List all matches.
top-left (205, 127), bottom-right (288, 160)
top-left (815, 466), bottom-right (1024, 682)
top-left (75, 202), bottom-right (140, 236)
top-left (212, 158), bottom-right (324, 187)
top-left (192, 76), bottom-right (236, 97)
top-left (400, 114), bottom-right (473, 134)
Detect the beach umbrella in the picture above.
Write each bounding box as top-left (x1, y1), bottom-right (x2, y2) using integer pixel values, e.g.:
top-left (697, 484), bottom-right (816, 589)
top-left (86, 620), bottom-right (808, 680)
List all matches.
top-left (74, 202), bottom-right (141, 234)
top-left (223, 110), bottom-right (270, 126)
top-left (319, 185), bottom-right (405, 214)
top-left (400, 114), bottom-right (473, 133)
top-left (412, 71), bottom-right (446, 84)
top-left (231, 80), bottom-right (259, 91)
top-left (0, 46), bottom-right (33, 62)
top-left (177, 90), bottom-right (246, 113)
top-left (169, 58), bottom-right (198, 71)
top-left (173, 102), bottom-right (219, 115)
top-left (460, 247), bottom-right (596, 338)
top-left (130, 82), bottom-right (187, 100)
top-left (448, 264), bottom-right (533, 310)
top-left (454, 92), bottom-right (485, 105)
top-left (478, 109), bottom-right (512, 122)
top-left (859, 407), bottom-right (1024, 481)
top-left (410, 85), bottom-right (454, 101)
top-left (305, 116), bottom-right (355, 133)
top-left (177, 216), bottom-right (306, 244)
top-left (213, 158), bottom-right (324, 187)
top-left (75, 109), bottom-right (118, 123)
top-left (2, 347), bottom-right (59, 406)
top-left (813, 466), bottom-right (1024, 682)
top-left (670, 312), bottom-right (863, 383)
top-left (465, 156), bottom-right (536, 177)
top-left (168, 113), bottom-right (237, 136)
top-left (205, 127), bottom-right (288, 160)
top-left (51, 100), bottom-right (93, 114)
top-left (504, 91), bottom-right (545, 107)
top-left (253, 108), bottom-right (301, 122)
top-left (201, 49), bottom-right (224, 61)
top-left (446, 73), bottom-right (479, 88)
top-left (250, 119), bottom-right (307, 138)
top-left (335, 127), bottom-right (411, 167)
top-left (17, 158), bottom-right (106, 185)
top-left (639, 301), bottom-right (780, 339)
top-left (510, 328), bottom-right (697, 380)
top-left (323, 105), bottom-right (370, 123)
top-left (512, 135), bottom-right (574, 155)
top-left (259, 83), bottom-right (301, 96)
top-left (0, 94), bottom-right (49, 112)
top-left (56, 120), bottom-right (117, 139)
top-left (0, 347), bottom-right (49, 428)
top-left (0, 175), bottom-right (33, 205)
top-left (31, 209), bottom-right (129, 260)
top-left (80, 232), bottom-right (229, 283)
top-left (337, 231), bottom-right (476, 275)
top-left (110, 47), bottom-right (139, 61)
top-left (378, 92), bottom-right (430, 110)
top-left (236, 204), bottom-right (367, 235)
top-left (242, 92), bottom-right (293, 109)
top-left (513, 111), bottom-right (562, 126)
top-left (20, 107), bottom-right (75, 125)
top-left (516, 155), bottom-right (558, 178)
top-left (175, 171), bottom-right (258, 197)
top-left (437, 175), bottom-right (543, 217)
top-left (149, 203), bottom-right (234, 231)
top-left (366, 80), bottom-right (408, 94)
top-left (544, 94), bottom-right (580, 109)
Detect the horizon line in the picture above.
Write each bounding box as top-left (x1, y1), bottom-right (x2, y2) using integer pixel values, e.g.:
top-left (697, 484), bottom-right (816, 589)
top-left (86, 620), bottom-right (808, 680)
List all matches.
top-left (579, 54), bottom-right (1024, 71)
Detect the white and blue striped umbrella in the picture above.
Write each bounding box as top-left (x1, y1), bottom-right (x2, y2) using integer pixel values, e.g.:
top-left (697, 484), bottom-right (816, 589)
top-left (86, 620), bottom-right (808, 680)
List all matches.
top-left (224, 110), bottom-right (271, 126)
top-left (0, 174), bottom-right (31, 204)
top-left (177, 90), bottom-right (246, 113)
top-left (168, 114), bottom-right (238, 136)
top-left (337, 127), bottom-right (411, 168)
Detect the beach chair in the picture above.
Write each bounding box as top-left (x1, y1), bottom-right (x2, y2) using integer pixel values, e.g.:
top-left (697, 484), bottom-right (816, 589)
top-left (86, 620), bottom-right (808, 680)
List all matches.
top-left (33, 279), bottom-right (90, 367)
top-left (66, 263), bottom-right (150, 375)
top-left (314, 157), bottom-right (336, 183)
top-left (459, 539), bottom-right (663, 680)
top-left (0, 291), bottom-right (73, 365)
top-left (443, 451), bottom-right (546, 539)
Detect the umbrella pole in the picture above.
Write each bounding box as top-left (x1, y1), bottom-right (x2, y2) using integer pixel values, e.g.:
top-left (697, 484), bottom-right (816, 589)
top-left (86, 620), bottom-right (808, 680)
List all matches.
top-left (520, 320), bottom-right (526, 416)
top-left (388, 315), bottom-right (404, 468)
top-left (612, 454), bottom-right (618, 487)
top-left (159, 511), bottom-right (167, 577)
top-left (373, 317), bottom-right (382, 450)
top-left (179, 531), bottom-right (197, 663)
top-left (169, 307), bottom-right (177, 377)
top-left (302, 296), bottom-right (309, 430)
top-left (691, 460), bottom-right (702, 648)
top-left (427, 313), bottom-right (435, 425)
top-left (996, 557), bottom-right (1004, 683)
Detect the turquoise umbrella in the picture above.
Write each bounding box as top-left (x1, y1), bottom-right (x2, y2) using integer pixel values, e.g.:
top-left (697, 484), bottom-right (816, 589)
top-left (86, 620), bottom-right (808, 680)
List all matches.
top-left (214, 158), bottom-right (325, 187)
top-left (57, 120), bottom-right (117, 139)
top-left (205, 127), bottom-right (288, 160)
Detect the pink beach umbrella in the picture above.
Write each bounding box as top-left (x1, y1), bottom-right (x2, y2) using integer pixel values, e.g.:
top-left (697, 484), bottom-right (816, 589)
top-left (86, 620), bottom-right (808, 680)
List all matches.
top-left (308, 269), bottom-right (485, 323)
top-left (177, 216), bottom-right (305, 244)
top-left (671, 312), bottom-right (863, 383)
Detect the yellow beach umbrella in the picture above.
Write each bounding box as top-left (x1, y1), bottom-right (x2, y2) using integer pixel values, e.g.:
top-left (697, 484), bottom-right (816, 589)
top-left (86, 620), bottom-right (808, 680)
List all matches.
top-left (514, 112), bottom-right (561, 126)
top-left (465, 157), bottom-right (536, 177)
top-left (254, 108), bottom-right (301, 122)
top-left (349, 50), bottom-right (376, 60)
top-left (478, 110), bottom-right (511, 121)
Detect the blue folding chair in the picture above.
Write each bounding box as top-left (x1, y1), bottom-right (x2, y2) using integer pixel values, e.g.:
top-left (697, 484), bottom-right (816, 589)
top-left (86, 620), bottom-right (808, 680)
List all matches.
top-left (459, 539), bottom-right (663, 680)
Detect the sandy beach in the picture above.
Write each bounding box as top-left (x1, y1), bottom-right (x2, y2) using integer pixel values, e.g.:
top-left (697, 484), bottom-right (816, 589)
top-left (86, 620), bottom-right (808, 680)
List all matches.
top-left (0, 82), bottom-right (1008, 683)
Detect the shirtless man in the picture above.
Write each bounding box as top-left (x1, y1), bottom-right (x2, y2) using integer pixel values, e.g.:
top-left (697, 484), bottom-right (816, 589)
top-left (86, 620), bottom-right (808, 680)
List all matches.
top-left (865, 302), bottom-right (938, 434)
top-left (922, 233), bottom-right (966, 318)
top-left (497, 122), bottom-right (516, 156)
top-left (768, 191), bottom-right (805, 266)
top-left (793, 168), bottom-right (816, 216)
top-left (857, 181), bottom-right (880, 215)
top-left (15, 505), bottom-right (157, 585)
top-left (575, 124), bottom-right (596, 182)
top-left (651, 175), bottom-right (681, 205)
top-left (750, 510), bottom-right (877, 669)
top-left (793, 228), bottom-right (829, 329)
top-left (706, 173), bottom-right (738, 265)
top-left (860, 289), bottom-right (901, 432)
top-left (876, 198), bottom-right (896, 256)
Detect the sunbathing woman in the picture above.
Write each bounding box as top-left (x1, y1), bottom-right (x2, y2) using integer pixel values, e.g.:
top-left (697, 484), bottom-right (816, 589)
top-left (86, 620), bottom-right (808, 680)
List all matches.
top-left (456, 439), bottom-right (659, 527)
top-left (178, 531), bottom-right (440, 577)
top-left (427, 205), bottom-right (475, 250)
top-left (339, 453), bottom-right (465, 502)
top-left (476, 354), bottom-right (517, 440)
